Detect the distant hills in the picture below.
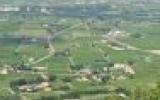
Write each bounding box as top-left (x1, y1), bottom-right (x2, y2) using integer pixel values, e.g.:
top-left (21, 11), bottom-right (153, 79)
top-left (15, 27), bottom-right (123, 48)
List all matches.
top-left (0, 0), bottom-right (107, 5)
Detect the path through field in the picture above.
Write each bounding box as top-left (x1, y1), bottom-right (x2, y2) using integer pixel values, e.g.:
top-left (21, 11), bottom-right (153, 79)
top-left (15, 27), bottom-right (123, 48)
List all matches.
top-left (27, 22), bottom-right (83, 66)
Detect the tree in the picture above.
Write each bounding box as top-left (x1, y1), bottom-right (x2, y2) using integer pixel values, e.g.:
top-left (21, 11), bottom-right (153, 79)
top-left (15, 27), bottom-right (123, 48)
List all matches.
top-left (49, 74), bottom-right (57, 82)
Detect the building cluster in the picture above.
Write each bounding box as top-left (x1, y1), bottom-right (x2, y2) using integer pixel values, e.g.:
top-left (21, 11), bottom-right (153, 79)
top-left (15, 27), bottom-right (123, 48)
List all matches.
top-left (70, 62), bottom-right (135, 82)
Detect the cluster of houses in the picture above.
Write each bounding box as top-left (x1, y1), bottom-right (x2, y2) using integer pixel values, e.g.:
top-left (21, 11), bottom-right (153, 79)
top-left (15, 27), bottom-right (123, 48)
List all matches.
top-left (72, 62), bottom-right (135, 82)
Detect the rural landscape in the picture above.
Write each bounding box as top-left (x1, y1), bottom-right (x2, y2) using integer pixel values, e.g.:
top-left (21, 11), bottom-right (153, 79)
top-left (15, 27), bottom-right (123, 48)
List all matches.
top-left (0, 0), bottom-right (160, 100)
